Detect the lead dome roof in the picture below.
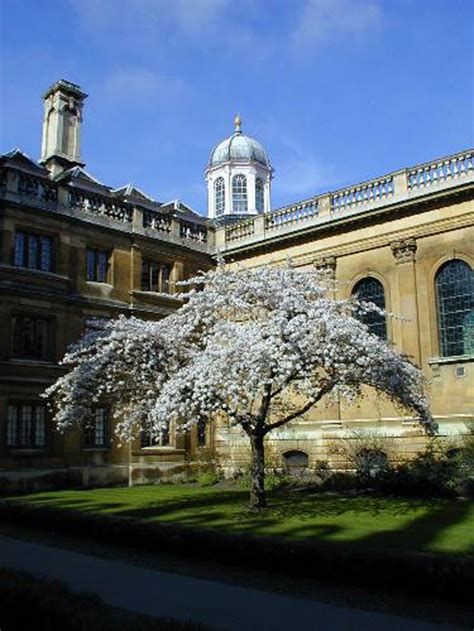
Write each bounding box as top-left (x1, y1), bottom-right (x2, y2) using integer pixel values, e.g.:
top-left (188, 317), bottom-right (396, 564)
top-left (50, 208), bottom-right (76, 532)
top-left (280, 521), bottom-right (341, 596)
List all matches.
top-left (208, 117), bottom-right (270, 168)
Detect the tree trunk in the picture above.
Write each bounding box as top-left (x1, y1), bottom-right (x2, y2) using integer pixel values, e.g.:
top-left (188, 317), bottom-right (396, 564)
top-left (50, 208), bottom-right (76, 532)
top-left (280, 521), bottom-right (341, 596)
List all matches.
top-left (249, 433), bottom-right (266, 509)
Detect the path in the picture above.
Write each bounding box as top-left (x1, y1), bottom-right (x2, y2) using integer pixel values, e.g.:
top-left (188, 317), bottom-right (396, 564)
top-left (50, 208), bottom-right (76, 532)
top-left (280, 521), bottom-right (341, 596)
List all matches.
top-left (0, 534), bottom-right (464, 630)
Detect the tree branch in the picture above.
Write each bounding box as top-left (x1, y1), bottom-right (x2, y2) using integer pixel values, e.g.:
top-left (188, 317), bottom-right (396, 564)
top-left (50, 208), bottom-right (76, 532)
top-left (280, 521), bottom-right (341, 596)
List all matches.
top-left (263, 379), bottom-right (335, 433)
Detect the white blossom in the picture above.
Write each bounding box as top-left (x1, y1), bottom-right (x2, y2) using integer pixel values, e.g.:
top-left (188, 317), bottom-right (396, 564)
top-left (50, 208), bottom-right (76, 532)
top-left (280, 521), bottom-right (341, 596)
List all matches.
top-left (44, 262), bottom-right (436, 506)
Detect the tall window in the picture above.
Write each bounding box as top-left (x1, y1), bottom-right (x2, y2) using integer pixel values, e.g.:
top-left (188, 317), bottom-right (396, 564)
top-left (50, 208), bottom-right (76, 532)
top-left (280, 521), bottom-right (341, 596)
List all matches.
top-left (214, 177), bottom-right (225, 216)
top-left (85, 408), bottom-right (108, 448)
top-left (14, 231), bottom-right (53, 272)
top-left (232, 175), bottom-right (247, 214)
top-left (353, 278), bottom-right (387, 339)
top-left (197, 419), bottom-right (207, 447)
top-left (140, 423), bottom-right (170, 448)
top-left (141, 260), bottom-right (171, 293)
top-left (435, 259), bottom-right (473, 357)
top-left (7, 403), bottom-right (46, 449)
top-left (12, 315), bottom-right (54, 360)
top-left (255, 178), bottom-right (264, 213)
top-left (86, 248), bottom-right (109, 283)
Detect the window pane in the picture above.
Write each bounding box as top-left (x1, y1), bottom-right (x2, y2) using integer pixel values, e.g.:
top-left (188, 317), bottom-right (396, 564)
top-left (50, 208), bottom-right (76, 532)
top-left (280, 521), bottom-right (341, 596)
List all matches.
top-left (23, 317), bottom-right (37, 357)
top-left (40, 236), bottom-right (53, 272)
top-left (215, 177), bottom-right (225, 216)
top-left (14, 232), bottom-right (25, 267)
top-left (232, 175), bottom-right (248, 214)
top-left (36, 319), bottom-right (51, 359)
top-left (160, 422), bottom-right (170, 446)
top-left (86, 249), bottom-right (95, 281)
top-left (436, 260), bottom-right (473, 357)
top-left (20, 405), bottom-right (33, 447)
top-left (35, 406), bottom-right (46, 447)
top-left (97, 251), bottom-right (108, 282)
top-left (255, 178), bottom-right (264, 213)
top-left (27, 234), bottom-right (39, 269)
top-left (7, 405), bottom-right (17, 447)
top-left (11, 316), bottom-right (52, 360)
top-left (161, 264), bottom-right (170, 294)
top-left (150, 262), bottom-right (159, 292)
top-left (141, 260), bottom-right (150, 290)
top-left (197, 420), bottom-right (206, 447)
top-left (353, 278), bottom-right (387, 339)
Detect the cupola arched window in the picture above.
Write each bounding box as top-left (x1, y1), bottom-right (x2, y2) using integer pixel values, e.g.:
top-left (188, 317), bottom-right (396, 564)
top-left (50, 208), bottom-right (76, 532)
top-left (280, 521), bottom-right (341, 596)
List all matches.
top-left (232, 174), bottom-right (248, 214)
top-left (353, 278), bottom-right (387, 340)
top-left (435, 259), bottom-right (473, 357)
top-left (255, 178), bottom-right (264, 213)
top-left (214, 177), bottom-right (225, 216)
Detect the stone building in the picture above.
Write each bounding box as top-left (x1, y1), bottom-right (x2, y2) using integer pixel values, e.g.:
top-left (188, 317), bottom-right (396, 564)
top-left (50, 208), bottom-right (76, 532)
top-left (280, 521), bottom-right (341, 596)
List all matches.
top-left (0, 80), bottom-right (472, 490)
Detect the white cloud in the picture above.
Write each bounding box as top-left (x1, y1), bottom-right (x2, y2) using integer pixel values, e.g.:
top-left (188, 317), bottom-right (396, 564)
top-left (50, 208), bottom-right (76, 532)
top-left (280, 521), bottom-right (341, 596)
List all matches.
top-left (291, 0), bottom-right (381, 53)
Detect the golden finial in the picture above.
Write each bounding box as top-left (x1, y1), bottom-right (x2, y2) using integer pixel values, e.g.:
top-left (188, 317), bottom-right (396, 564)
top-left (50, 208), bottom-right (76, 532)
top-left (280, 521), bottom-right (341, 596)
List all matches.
top-left (234, 113), bottom-right (242, 133)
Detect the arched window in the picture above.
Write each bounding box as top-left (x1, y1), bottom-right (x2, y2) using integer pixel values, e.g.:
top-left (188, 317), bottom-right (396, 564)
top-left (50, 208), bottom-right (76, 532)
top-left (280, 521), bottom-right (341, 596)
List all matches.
top-left (232, 174), bottom-right (247, 213)
top-left (255, 178), bottom-right (264, 213)
top-left (355, 449), bottom-right (389, 480)
top-left (435, 259), bottom-right (473, 357)
top-left (214, 177), bottom-right (225, 216)
top-left (353, 278), bottom-right (387, 339)
top-left (283, 449), bottom-right (308, 476)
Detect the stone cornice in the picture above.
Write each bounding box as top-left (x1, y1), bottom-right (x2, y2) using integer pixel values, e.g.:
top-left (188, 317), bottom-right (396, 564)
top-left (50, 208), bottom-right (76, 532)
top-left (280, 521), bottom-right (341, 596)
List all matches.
top-left (243, 209), bottom-right (474, 269)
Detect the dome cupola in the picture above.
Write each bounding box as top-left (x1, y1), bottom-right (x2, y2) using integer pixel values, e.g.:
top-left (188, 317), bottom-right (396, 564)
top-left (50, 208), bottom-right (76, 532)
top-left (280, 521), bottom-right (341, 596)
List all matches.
top-left (205, 116), bottom-right (273, 221)
top-left (208, 115), bottom-right (270, 169)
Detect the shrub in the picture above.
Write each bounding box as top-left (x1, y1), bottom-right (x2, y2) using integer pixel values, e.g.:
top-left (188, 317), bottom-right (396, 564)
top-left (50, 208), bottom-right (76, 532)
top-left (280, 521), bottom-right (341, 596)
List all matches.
top-left (196, 471), bottom-right (220, 487)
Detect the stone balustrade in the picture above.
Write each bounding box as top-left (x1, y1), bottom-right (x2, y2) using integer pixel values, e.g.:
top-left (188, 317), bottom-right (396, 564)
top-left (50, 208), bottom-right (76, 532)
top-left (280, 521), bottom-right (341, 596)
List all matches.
top-left (0, 164), bottom-right (211, 250)
top-left (18, 173), bottom-right (58, 205)
top-left (143, 209), bottom-right (172, 233)
top-left (407, 151), bottom-right (473, 190)
top-left (225, 218), bottom-right (255, 242)
top-left (331, 177), bottom-right (394, 212)
top-left (1, 147), bottom-right (472, 255)
top-left (180, 220), bottom-right (207, 243)
top-left (218, 148), bottom-right (473, 250)
top-left (265, 199), bottom-right (318, 229)
top-left (69, 190), bottom-right (133, 223)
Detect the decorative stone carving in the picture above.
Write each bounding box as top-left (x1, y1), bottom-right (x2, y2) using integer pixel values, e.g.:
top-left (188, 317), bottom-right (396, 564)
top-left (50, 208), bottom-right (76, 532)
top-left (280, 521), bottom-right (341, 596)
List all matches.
top-left (391, 238), bottom-right (417, 264)
top-left (313, 255), bottom-right (337, 279)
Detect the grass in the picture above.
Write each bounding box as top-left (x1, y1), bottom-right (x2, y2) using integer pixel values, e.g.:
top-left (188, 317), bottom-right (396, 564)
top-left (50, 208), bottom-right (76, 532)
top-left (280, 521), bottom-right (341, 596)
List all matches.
top-left (5, 484), bottom-right (474, 556)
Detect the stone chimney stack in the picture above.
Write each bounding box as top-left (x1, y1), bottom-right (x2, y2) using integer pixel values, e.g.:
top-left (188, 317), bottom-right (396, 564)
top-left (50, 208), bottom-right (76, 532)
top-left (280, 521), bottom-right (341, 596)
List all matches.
top-left (40, 80), bottom-right (88, 177)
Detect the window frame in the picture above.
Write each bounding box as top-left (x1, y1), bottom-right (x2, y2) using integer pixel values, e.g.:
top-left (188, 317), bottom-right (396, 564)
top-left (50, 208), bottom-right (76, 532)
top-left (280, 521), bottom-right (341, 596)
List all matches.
top-left (197, 419), bottom-right (207, 447)
top-left (255, 177), bottom-right (264, 213)
top-left (86, 247), bottom-right (110, 283)
top-left (232, 174), bottom-right (248, 214)
top-left (140, 259), bottom-right (172, 294)
top-left (11, 313), bottom-right (55, 361)
top-left (84, 407), bottom-right (109, 449)
top-left (435, 259), bottom-right (473, 358)
top-left (140, 422), bottom-right (171, 449)
top-left (214, 177), bottom-right (225, 216)
top-left (6, 402), bottom-right (47, 450)
top-left (352, 277), bottom-right (388, 340)
top-left (13, 229), bottom-right (55, 273)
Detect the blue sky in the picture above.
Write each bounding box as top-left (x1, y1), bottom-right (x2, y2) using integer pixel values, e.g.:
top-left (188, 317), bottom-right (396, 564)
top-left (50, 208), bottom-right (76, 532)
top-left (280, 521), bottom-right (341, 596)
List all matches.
top-left (1, 0), bottom-right (473, 214)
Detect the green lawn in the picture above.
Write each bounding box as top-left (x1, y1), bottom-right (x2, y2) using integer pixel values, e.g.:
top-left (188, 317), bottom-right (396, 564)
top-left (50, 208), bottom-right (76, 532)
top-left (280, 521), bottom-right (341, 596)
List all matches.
top-left (6, 485), bottom-right (474, 556)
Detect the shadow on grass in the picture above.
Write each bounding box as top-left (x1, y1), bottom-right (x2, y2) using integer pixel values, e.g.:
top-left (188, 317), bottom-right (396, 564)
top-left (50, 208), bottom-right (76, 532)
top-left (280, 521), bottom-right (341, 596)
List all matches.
top-left (9, 487), bottom-right (473, 555)
top-left (358, 499), bottom-right (472, 554)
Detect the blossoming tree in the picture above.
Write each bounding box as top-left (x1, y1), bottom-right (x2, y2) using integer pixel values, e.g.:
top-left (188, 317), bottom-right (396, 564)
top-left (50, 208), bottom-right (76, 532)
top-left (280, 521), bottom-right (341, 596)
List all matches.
top-left (45, 263), bottom-right (436, 509)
